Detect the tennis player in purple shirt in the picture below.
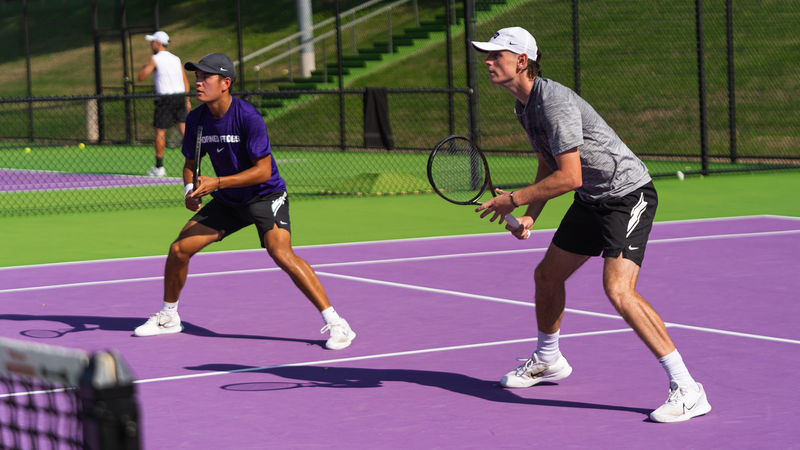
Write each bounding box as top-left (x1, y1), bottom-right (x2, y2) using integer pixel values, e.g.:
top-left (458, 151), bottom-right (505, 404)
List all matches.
top-left (133, 53), bottom-right (356, 350)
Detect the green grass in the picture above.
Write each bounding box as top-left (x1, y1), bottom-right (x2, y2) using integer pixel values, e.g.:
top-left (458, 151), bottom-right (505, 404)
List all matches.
top-left (1, 171), bottom-right (798, 267)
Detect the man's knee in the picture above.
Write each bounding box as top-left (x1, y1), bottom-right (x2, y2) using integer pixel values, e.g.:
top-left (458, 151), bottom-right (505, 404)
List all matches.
top-left (167, 239), bottom-right (194, 264)
top-left (169, 225), bottom-right (218, 263)
top-left (603, 277), bottom-right (637, 310)
top-left (266, 242), bottom-right (296, 268)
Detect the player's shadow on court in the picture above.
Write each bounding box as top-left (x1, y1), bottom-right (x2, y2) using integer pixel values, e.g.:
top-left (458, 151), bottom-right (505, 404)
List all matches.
top-left (186, 363), bottom-right (652, 417)
top-left (0, 314), bottom-right (326, 348)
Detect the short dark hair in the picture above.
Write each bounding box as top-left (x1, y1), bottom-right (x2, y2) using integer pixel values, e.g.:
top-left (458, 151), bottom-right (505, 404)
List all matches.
top-left (525, 50), bottom-right (542, 80)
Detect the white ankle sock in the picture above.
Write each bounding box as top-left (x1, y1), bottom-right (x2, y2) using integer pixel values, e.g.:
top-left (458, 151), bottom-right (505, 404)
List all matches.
top-left (321, 307), bottom-right (341, 325)
top-left (161, 301), bottom-right (178, 317)
top-left (659, 349), bottom-right (699, 391)
top-left (537, 330), bottom-right (560, 364)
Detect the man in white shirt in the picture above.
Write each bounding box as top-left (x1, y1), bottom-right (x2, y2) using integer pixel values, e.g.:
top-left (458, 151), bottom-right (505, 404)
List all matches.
top-left (138, 31), bottom-right (192, 177)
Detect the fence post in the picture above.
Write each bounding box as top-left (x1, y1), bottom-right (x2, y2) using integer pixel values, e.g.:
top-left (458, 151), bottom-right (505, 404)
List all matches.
top-left (445, 0), bottom-right (454, 135)
top-left (153, 0), bottom-right (159, 30)
top-left (86, 99), bottom-right (100, 142)
top-left (296, 0), bottom-right (316, 77)
top-left (23, 0), bottom-right (34, 142)
top-left (696, 0), bottom-right (708, 175)
top-left (726, 0), bottom-right (736, 163)
top-left (92, 0), bottom-right (104, 142)
top-left (335, 0), bottom-right (346, 150)
top-left (572, 0), bottom-right (580, 95)
top-left (463, 0), bottom-right (479, 145)
top-left (236, 0), bottom-right (245, 91)
top-left (120, 0), bottom-right (132, 144)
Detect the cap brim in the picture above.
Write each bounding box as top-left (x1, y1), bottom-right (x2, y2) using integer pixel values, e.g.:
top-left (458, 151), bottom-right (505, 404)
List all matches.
top-left (470, 41), bottom-right (511, 53)
top-left (184, 62), bottom-right (235, 81)
top-left (145, 35), bottom-right (168, 44)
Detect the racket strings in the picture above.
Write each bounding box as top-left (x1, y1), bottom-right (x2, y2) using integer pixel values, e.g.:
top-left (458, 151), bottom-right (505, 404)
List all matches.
top-left (429, 139), bottom-right (488, 204)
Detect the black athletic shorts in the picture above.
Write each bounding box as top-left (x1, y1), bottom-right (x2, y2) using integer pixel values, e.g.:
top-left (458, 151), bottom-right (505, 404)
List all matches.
top-left (190, 191), bottom-right (291, 248)
top-left (552, 181), bottom-right (657, 267)
top-left (153, 95), bottom-right (187, 129)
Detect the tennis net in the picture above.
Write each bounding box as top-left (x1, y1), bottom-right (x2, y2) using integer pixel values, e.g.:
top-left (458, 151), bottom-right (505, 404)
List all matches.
top-left (0, 337), bottom-right (140, 450)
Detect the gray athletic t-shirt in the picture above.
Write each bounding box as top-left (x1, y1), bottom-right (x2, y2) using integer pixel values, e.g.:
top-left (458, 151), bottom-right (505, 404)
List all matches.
top-left (515, 77), bottom-right (651, 202)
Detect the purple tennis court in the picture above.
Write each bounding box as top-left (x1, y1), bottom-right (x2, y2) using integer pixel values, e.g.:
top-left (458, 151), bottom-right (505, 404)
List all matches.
top-left (0, 168), bottom-right (180, 192)
top-left (1, 215), bottom-right (799, 449)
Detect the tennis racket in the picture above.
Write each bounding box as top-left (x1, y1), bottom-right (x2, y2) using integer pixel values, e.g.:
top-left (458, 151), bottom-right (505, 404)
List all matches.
top-left (427, 135), bottom-right (529, 239)
top-left (192, 124), bottom-right (204, 188)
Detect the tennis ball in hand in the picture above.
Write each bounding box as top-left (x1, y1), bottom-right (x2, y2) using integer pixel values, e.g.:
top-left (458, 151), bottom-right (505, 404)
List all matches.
top-left (78, 143), bottom-right (85, 149)
top-left (24, 147), bottom-right (31, 153)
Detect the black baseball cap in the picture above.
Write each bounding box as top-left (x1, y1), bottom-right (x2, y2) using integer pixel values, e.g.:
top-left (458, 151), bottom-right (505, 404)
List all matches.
top-left (185, 53), bottom-right (236, 83)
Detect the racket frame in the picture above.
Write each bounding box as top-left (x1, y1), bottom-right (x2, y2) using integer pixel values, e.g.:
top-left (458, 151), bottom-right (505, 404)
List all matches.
top-left (192, 124), bottom-right (204, 188)
top-left (427, 135), bottom-right (492, 206)
top-left (427, 135), bottom-right (523, 230)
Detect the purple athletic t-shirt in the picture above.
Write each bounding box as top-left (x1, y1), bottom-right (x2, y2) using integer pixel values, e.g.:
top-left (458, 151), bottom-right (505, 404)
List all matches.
top-left (182, 97), bottom-right (286, 205)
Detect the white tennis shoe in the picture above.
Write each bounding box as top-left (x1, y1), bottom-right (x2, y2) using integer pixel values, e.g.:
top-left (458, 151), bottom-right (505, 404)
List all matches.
top-left (134, 311), bottom-right (183, 337)
top-left (500, 351), bottom-right (573, 388)
top-left (321, 318), bottom-right (356, 350)
top-left (649, 381), bottom-right (711, 423)
top-left (146, 166), bottom-right (167, 177)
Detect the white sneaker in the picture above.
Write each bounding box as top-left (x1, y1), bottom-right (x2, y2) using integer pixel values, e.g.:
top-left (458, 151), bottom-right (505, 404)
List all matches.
top-left (133, 311), bottom-right (183, 337)
top-left (649, 381), bottom-right (711, 423)
top-left (146, 166), bottom-right (167, 177)
top-left (320, 318), bottom-right (356, 350)
top-left (500, 351), bottom-right (573, 388)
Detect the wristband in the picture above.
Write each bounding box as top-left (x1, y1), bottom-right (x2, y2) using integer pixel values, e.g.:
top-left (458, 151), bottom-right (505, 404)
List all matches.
top-left (509, 191), bottom-right (519, 207)
top-left (184, 183), bottom-right (193, 197)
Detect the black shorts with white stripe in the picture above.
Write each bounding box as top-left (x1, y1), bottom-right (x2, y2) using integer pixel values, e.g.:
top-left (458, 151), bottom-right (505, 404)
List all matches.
top-left (190, 191), bottom-right (291, 248)
top-left (552, 181), bottom-right (657, 267)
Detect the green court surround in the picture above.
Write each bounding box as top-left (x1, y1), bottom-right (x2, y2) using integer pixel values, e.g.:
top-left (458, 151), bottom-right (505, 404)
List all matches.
top-left (1, 171), bottom-right (798, 267)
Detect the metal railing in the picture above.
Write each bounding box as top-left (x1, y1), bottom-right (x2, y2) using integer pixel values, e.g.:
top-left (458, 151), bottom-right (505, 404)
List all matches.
top-left (252, 0), bottom-right (418, 81)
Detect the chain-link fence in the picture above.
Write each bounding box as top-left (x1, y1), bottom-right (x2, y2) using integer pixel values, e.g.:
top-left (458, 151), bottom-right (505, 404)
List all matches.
top-left (1, 0), bottom-right (798, 216)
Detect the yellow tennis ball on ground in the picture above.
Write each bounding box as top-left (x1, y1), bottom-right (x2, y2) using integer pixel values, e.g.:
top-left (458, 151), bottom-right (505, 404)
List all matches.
top-left (24, 147), bottom-right (31, 153)
top-left (78, 143), bottom-right (85, 149)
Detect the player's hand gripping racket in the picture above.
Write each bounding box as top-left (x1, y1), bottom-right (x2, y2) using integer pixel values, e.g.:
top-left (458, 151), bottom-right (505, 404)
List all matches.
top-left (427, 135), bottom-right (529, 239)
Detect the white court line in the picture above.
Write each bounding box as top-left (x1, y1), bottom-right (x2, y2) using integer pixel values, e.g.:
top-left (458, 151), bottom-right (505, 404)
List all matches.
top-left (2, 214), bottom-right (798, 272)
top-left (2, 228), bottom-right (798, 295)
top-left (4, 320), bottom-right (800, 396)
top-left (0, 248), bottom-right (544, 294)
top-left (133, 328), bottom-right (636, 385)
top-left (0, 328), bottom-right (635, 398)
top-left (313, 271), bottom-right (800, 345)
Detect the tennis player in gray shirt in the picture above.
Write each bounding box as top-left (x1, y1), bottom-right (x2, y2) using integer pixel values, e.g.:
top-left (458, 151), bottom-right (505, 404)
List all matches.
top-left (472, 27), bottom-right (710, 423)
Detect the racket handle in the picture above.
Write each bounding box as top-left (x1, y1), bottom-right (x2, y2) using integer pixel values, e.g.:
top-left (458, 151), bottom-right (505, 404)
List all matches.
top-left (504, 214), bottom-right (530, 240)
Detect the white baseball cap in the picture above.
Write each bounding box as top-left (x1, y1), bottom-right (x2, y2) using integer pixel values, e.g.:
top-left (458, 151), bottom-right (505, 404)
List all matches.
top-left (145, 31), bottom-right (170, 45)
top-left (471, 27), bottom-right (537, 56)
